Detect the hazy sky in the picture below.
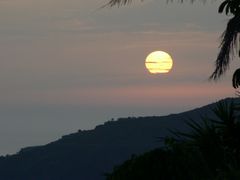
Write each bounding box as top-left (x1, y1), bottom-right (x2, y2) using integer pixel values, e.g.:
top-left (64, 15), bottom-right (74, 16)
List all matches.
top-left (0, 0), bottom-right (238, 155)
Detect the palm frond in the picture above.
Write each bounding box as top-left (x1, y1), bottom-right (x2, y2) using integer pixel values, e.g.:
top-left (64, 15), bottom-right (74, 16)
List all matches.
top-left (172, 100), bottom-right (236, 142)
top-left (210, 15), bottom-right (240, 80)
top-left (103, 0), bottom-right (134, 7)
top-left (173, 117), bottom-right (216, 142)
top-left (218, 0), bottom-right (229, 14)
top-left (104, 0), bottom-right (205, 7)
top-left (232, 68), bottom-right (240, 88)
top-left (212, 99), bottom-right (234, 123)
top-left (219, 0), bottom-right (240, 15)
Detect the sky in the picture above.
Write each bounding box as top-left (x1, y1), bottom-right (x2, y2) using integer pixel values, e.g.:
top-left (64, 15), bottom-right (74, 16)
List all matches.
top-left (0, 0), bottom-right (238, 155)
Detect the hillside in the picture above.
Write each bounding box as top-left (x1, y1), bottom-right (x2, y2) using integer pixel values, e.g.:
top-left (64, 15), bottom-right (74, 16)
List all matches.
top-left (0, 98), bottom-right (236, 180)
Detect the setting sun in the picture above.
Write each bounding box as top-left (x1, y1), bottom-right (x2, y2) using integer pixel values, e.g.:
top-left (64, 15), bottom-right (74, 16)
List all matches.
top-left (145, 51), bottom-right (173, 74)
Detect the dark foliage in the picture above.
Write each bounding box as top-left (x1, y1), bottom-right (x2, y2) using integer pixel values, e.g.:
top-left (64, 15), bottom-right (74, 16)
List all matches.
top-left (106, 99), bottom-right (240, 180)
top-left (210, 15), bottom-right (240, 80)
top-left (104, 0), bottom-right (203, 7)
top-left (233, 68), bottom-right (240, 88)
top-left (0, 98), bottom-right (236, 180)
top-left (218, 0), bottom-right (240, 15)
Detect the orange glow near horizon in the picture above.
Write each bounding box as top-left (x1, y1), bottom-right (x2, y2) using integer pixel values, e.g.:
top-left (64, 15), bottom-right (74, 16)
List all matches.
top-left (145, 51), bottom-right (173, 74)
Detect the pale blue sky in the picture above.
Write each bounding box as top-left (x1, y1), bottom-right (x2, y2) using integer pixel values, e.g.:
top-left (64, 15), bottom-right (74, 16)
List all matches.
top-left (0, 0), bottom-right (237, 155)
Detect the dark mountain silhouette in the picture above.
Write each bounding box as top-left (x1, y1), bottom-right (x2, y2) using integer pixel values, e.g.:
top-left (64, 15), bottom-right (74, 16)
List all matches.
top-left (0, 98), bottom-right (237, 180)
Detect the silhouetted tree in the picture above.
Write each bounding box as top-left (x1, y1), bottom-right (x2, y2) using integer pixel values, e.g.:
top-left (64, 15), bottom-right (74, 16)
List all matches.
top-left (105, 0), bottom-right (240, 89)
top-left (210, 0), bottom-right (240, 89)
top-left (106, 99), bottom-right (240, 179)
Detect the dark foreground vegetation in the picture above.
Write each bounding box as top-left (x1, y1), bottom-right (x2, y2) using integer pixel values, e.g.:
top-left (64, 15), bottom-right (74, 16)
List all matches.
top-left (106, 99), bottom-right (240, 180)
top-left (0, 98), bottom-right (238, 179)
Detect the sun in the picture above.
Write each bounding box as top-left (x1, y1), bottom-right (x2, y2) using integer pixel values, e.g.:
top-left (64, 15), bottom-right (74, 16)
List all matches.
top-left (145, 51), bottom-right (173, 74)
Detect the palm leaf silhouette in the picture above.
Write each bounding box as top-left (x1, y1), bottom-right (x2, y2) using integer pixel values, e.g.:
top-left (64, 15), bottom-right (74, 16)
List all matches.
top-left (210, 15), bottom-right (240, 80)
top-left (232, 68), bottom-right (240, 88)
top-left (103, 0), bottom-right (134, 7)
top-left (104, 0), bottom-right (203, 7)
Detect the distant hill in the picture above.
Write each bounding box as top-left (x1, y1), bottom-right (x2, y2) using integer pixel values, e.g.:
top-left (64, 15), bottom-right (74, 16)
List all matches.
top-left (0, 98), bottom-right (237, 180)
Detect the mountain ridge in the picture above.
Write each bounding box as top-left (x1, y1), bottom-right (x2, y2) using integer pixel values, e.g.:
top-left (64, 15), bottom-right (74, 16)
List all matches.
top-left (0, 97), bottom-right (237, 180)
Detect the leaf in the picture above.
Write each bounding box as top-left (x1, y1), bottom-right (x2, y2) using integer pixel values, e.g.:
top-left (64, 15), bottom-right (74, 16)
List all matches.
top-left (218, 0), bottom-right (229, 14)
top-left (232, 68), bottom-right (240, 88)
